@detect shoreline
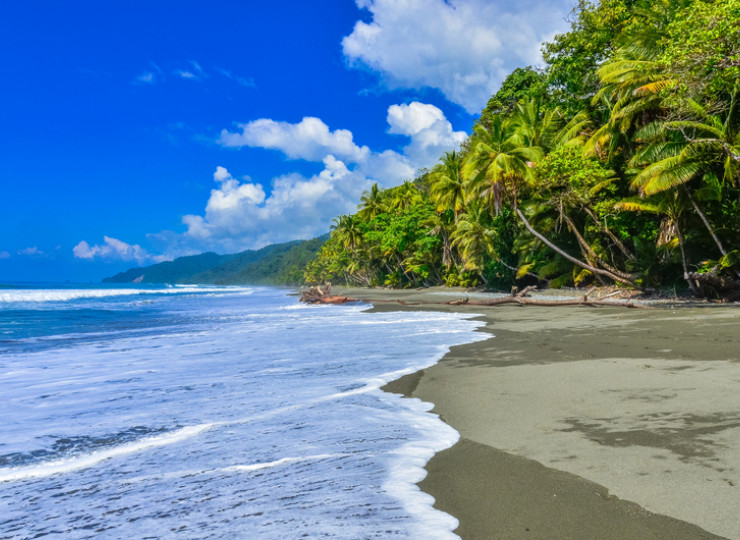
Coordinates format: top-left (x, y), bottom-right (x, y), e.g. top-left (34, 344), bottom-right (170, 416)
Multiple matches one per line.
top-left (334, 287), bottom-right (739, 539)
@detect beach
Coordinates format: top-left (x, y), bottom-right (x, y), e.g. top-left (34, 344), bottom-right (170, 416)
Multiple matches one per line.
top-left (335, 287), bottom-right (740, 539)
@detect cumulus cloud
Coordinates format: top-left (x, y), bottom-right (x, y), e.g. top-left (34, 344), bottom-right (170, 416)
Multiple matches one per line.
top-left (342, 0), bottom-right (571, 113)
top-left (185, 102), bottom-right (465, 251)
top-left (73, 236), bottom-right (165, 265)
top-left (140, 101), bottom-right (460, 254)
top-left (182, 158), bottom-right (369, 252)
top-left (219, 117), bottom-right (371, 163)
top-left (386, 102), bottom-right (467, 167)
top-left (218, 101), bottom-right (461, 177)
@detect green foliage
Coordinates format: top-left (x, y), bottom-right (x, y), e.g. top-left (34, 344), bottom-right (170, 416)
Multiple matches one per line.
top-left (221, 237), bottom-right (327, 285)
top-left (304, 0), bottom-right (740, 297)
top-left (662, 0), bottom-right (740, 99)
top-left (543, 0), bottom-right (636, 113)
top-left (103, 239), bottom-right (325, 285)
top-left (103, 252), bottom-right (227, 283)
top-left (479, 67), bottom-right (549, 123)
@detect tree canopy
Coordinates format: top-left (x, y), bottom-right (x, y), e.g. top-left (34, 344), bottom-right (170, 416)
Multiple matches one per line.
top-left (305, 0), bottom-right (740, 299)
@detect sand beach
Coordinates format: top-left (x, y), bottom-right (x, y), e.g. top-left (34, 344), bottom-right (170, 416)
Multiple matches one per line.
top-left (335, 287), bottom-right (740, 539)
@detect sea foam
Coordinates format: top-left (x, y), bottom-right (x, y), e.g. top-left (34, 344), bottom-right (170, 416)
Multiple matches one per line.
top-left (0, 286), bottom-right (253, 303)
top-left (0, 286), bottom-right (487, 539)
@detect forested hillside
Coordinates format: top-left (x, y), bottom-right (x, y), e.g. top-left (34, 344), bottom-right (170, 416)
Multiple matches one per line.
top-left (104, 236), bottom-right (326, 285)
top-left (306, 0), bottom-right (740, 299)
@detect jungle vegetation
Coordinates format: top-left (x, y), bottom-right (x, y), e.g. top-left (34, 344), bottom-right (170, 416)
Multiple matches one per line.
top-left (305, 0), bottom-right (740, 299)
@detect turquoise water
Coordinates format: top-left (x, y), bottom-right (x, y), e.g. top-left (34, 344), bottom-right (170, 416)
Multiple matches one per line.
top-left (0, 285), bottom-right (486, 539)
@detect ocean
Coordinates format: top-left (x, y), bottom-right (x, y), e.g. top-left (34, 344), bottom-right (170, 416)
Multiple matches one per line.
top-left (0, 284), bottom-right (487, 539)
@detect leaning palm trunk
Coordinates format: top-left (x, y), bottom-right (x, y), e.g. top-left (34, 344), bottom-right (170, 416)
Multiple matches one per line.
top-left (686, 190), bottom-right (728, 257)
top-left (561, 214), bottom-right (639, 282)
top-left (582, 206), bottom-right (636, 260)
top-left (515, 208), bottom-right (636, 287)
top-left (685, 190), bottom-right (740, 281)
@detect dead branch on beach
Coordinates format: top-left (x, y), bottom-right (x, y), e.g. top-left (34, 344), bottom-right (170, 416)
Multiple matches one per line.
top-left (446, 286), bottom-right (651, 308)
top-left (299, 283), bottom-right (359, 304)
top-left (301, 284), bottom-right (650, 308)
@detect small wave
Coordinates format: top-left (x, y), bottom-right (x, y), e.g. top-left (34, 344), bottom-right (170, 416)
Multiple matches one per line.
top-left (0, 287), bottom-right (254, 303)
top-left (0, 423), bottom-right (213, 482)
top-left (225, 453), bottom-right (345, 473)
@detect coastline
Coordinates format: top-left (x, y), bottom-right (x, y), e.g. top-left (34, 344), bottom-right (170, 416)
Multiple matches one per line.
top-left (334, 287), bottom-right (740, 539)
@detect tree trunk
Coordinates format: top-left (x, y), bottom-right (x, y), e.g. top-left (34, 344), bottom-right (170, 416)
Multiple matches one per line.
top-left (583, 206), bottom-right (635, 260)
top-left (515, 208), bottom-right (635, 287)
top-left (675, 221), bottom-right (699, 295)
top-left (561, 214), bottom-right (638, 282)
top-left (687, 190), bottom-right (728, 257)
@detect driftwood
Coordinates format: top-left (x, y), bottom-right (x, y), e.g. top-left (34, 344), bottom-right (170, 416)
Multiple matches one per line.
top-left (446, 285), bottom-right (650, 308)
top-left (300, 283), bottom-right (358, 304)
top-left (686, 270), bottom-right (740, 302)
top-left (300, 284), bottom-right (650, 309)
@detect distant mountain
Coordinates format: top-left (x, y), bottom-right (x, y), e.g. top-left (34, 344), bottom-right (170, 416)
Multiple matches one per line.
top-left (103, 252), bottom-right (228, 284)
top-left (102, 236), bottom-right (328, 285)
top-left (218, 236), bottom-right (327, 285)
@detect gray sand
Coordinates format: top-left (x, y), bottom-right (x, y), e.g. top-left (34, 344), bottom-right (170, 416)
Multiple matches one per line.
top-left (333, 287), bottom-right (740, 539)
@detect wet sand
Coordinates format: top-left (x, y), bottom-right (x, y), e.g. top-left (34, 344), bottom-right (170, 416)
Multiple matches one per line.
top-left (335, 287), bottom-right (740, 539)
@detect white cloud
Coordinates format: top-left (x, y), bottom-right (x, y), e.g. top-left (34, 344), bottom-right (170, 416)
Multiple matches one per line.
top-left (342, 0), bottom-right (571, 113)
top-left (182, 159), bottom-right (369, 252)
top-left (219, 117), bottom-right (371, 163)
top-left (0, 251), bottom-right (10, 259)
top-left (386, 102), bottom-right (467, 167)
top-left (18, 246), bottom-right (43, 256)
top-left (157, 102), bottom-right (462, 254)
top-left (218, 102), bottom-right (461, 178)
top-left (73, 237), bottom-right (164, 265)
top-left (387, 102), bottom-right (446, 135)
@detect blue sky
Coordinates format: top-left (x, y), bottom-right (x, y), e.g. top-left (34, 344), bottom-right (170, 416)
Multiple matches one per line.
top-left (0, 0), bottom-right (574, 282)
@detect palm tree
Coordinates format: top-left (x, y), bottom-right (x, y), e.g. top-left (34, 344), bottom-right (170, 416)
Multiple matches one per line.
top-left (616, 193), bottom-right (698, 293)
top-left (330, 214), bottom-right (363, 251)
top-left (429, 150), bottom-right (466, 221)
top-left (358, 183), bottom-right (385, 219)
top-left (512, 98), bottom-right (562, 152)
top-left (387, 180), bottom-right (422, 212)
top-left (463, 114), bottom-right (542, 214)
top-left (630, 87), bottom-right (740, 261)
top-left (586, 0), bottom-right (686, 158)
top-left (450, 201), bottom-right (496, 284)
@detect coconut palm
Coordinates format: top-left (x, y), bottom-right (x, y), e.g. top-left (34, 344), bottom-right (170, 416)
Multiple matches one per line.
top-left (463, 114), bottom-right (542, 214)
top-left (629, 87), bottom-right (740, 261)
top-left (330, 214), bottom-right (363, 251)
top-left (429, 150), bottom-right (466, 221)
top-left (616, 193), bottom-right (697, 292)
top-left (358, 183), bottom-right (385, 219)
top-left (586, 0), bottom-right (685, 158)
top-left (450, 201), bottom-right (497, 284)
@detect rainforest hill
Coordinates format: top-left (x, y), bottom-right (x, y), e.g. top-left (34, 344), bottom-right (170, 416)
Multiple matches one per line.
top-left (104, 236), bottom-right (326, 285)
top-left (305, 0), bottom-right (740, 300)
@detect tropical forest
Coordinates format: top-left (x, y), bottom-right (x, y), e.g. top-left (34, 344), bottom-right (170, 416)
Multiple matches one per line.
top-left (304, 0), bottom-right (740, 299)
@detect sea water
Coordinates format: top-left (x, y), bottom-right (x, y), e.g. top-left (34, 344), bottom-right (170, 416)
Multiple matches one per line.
top-left (0, 285), bottom-right (487, 539)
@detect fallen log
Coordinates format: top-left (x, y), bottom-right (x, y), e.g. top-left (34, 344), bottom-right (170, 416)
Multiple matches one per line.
top-left (446, 286), bottom-right (651, 309)
top-left (300, 284), bottom-right (358, 304)
top-left (300, 284), bottom-right (651, 308)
